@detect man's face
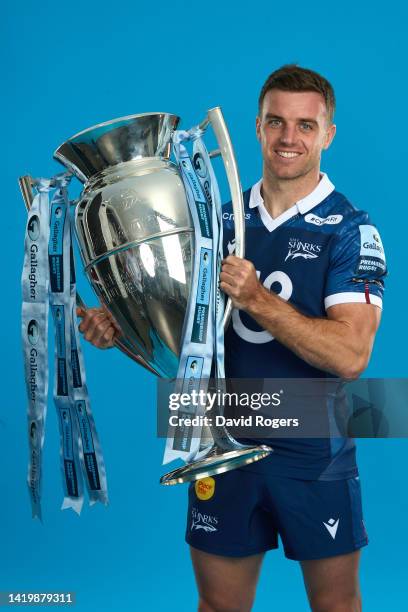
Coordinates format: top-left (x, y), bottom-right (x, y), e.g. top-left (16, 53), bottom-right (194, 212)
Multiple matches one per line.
top-left (256, 89), bottom-right (336, 181)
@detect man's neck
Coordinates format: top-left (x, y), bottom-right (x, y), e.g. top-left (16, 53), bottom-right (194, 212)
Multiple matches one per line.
top-left (261, 165), bottom-right (321, 219)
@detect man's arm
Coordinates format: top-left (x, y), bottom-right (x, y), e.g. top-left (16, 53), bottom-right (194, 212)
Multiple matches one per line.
top-left (220, 255), bottom-right (381, 379)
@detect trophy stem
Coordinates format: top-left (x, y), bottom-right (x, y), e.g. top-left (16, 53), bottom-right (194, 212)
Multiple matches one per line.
top-left (160, 399), bottom-right (273, 485)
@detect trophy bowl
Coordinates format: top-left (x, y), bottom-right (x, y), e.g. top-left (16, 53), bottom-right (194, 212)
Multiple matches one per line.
top-left (51, 110), bottom-right (272, 484)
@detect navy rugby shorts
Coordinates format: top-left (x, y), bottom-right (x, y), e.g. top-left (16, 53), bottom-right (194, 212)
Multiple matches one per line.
top-left (186, 468), bottom-right (368, 561)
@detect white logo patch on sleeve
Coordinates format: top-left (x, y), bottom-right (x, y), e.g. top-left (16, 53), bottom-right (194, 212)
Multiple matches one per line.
top-left (359, 225), bottom-right (386, 262)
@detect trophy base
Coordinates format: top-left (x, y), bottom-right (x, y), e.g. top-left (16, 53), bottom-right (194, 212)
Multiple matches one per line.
top-left (160, 444), bottom-right (272, 486)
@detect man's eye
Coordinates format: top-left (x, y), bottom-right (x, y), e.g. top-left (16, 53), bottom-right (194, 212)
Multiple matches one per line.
top-left (268, 119), bottom-right (281, 127)
top-left (300, 122), bottom-right (313, 131)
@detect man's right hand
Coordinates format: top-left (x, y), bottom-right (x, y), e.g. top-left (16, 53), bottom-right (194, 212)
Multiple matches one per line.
top-left (76, 306), bottom-right (121, 349)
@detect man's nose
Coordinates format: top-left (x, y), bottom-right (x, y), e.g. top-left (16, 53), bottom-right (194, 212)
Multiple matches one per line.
top-left (279, 124), bottom-right (297, 146)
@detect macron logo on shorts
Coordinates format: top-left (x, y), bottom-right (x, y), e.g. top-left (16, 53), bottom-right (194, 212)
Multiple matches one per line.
top-left (323, 517), bottom-right (340, 539)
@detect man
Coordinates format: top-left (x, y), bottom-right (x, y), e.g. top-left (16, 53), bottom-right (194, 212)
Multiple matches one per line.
top-left (78, 65), bottom-right (386, 611)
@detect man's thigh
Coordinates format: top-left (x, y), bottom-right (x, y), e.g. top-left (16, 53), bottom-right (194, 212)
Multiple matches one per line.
top-left (186, 471), bottom-right (278, 557)
top-left (264, 476), bottom-right (368, 561)
top-left (190, 547), bottom-right (264, 612)
top-left (301, 550), bottom-right (362, 612)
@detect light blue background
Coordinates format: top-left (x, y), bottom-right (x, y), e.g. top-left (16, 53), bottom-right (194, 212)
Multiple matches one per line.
top-left (3, 0), bottom-right (407, 610)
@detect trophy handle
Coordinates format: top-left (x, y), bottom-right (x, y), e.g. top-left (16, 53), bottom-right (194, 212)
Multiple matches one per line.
top-left (205, 108), bottom-right (245, 329)
top-left (18, 175), bottom-right (159, 375)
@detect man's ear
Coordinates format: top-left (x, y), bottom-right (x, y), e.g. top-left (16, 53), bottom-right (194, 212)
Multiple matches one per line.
top-left (256, 116), bottom-right (261, 142)
top-left (323, 123), bottom-right (336, 150)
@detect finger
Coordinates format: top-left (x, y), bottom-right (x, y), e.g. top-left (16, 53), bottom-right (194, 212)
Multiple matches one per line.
top-left (92, 326), bottom-right (116, 350)
top-left (81, 311), bottom-right (108, 335)
top-left (85, 325), bottom-right (113, 347)
top-left (99, 305), bottom-right (122, 333)
top-left (79, 307), bottom-right (121, 338)
top-left (222, 255), bottom-right (244, 266)
top-left (220, 281), bottom-right (237, 297)
top-left (221, 263), bottom-right (243, 276)
top-left (99, 326), bottom-right (117, 348)
top-left (104, 310), bottom-right (122, 334)
top-left (91, 318), bottom-right (115, 343)
top-left (80, 307), bottom-right (103, 329)
top-left (221, 266), bottom-right (249, 285)
top-left (76, 306), bottom-right (86, 318)
top-left (219, 271), bottom-right (237, 286)
top-left (84, 313), bottom-right (112, 342)
top-left (78, 310), bottom-right (94, 333)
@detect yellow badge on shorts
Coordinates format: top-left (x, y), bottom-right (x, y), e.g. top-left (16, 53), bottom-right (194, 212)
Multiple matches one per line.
top-left (195, 477), bottom-right (215, 500)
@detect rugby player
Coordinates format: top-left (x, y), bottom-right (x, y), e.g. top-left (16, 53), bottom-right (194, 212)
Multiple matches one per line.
top-left (78, 65), bottom-right (386, 611)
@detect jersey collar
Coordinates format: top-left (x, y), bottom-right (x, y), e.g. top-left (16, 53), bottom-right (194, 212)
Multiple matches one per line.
top-left (248, 173), bottom-right (335, 232)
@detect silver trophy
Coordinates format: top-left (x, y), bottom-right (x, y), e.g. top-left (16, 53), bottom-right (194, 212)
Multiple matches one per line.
top-left (20, 109), bottom-right (271, 485)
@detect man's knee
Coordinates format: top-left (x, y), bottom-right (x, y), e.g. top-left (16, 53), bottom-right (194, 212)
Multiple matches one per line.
top-left (191, 547), bottom-right (262, 612)
top-left (198, 589), bottom-right (256, 612)
top-left (309, 591), bottom-right (362, 612)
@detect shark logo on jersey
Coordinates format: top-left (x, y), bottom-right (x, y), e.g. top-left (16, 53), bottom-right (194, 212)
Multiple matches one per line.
top-left (285, 238), bottom-right (322, 261)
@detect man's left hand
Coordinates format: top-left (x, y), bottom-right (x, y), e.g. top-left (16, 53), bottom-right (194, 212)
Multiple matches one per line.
top-left (220, 255), bottom-right (264, 310)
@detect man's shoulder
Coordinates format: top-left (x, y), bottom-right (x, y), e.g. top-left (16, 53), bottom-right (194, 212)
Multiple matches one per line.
top-left (221, 185), bottom-right (378, 235)
top-left (307, 190), bottom-right (372, 236)
top-left (312, 191), bottom-right (387, 273)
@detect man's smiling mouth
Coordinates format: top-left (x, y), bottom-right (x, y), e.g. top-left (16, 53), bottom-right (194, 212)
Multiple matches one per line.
top-left (275, 151), bottom-right (301, 158)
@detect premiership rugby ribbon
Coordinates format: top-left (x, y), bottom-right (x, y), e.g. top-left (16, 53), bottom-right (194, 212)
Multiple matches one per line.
top-left (192, 138), bottom-right (225, 380)
top-left (192, 138), bottom-right (227, 456)
top-left (49, 181), bottom-right (108, 511)
top-left (22, 174), bottom-right (108, 518)
top-left (22, 179), bottom-right (52, 520)
top-left (48, 185), bottom-right (83, 513)
top-left (163, 129), bottom-right (225, 463)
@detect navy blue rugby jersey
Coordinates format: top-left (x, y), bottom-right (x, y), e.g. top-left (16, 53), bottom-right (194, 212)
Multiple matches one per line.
top-left (222, 173), bottom-right (387, 480)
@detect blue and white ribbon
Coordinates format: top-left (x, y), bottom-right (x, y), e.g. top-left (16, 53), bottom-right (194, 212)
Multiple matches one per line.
top-left (22, 174), bottom-right (108, 518)
top-left (192, 138), bottom-right (225, 380)
top-left (22, 179), bottom-right (52, 520)
top-left (163, 129), bottom-right (225, 464)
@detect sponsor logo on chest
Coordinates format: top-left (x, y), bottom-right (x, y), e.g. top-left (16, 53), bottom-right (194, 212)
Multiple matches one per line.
top-left (222, 212), bottom-right (251, 221)
top-left (305, 213), bottom-right (343, 226)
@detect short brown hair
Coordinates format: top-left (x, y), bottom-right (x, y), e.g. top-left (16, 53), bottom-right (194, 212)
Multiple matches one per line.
top-left (258, 64), bottom-right (335, 123)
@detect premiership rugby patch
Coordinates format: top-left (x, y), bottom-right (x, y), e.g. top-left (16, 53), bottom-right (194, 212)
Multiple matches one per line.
top-left (356, 225), bottom-right (386, 275)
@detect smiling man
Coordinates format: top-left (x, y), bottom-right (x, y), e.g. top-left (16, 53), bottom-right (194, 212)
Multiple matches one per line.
top-left (78, 65), bottom-right (387, 611)
top-left (185, 65), bottom-right (386, 612)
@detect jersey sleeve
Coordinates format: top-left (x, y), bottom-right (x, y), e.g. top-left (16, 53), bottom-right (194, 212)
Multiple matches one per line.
top-left (324, 211), bottom-right (387, 310)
